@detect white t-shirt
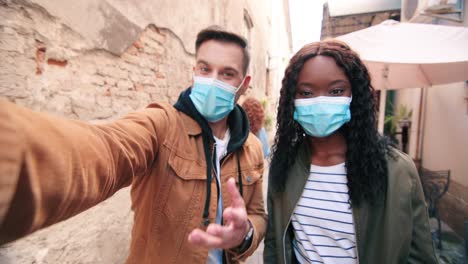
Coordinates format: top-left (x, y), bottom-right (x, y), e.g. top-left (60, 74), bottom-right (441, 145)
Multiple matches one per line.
top-left (206, 129), bottom-right (231, 264)
top-left (292, 163), bottom-right (358, 264)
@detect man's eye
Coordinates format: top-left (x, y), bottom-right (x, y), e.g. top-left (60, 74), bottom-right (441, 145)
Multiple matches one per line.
top-left (200, 67), bottom-right (209, 72)
top-left (223, 72), bottom-right (235, 78)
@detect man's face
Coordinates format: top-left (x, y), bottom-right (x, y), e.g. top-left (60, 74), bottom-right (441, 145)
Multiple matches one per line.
top-left (193, 40), bottom-right (251, 100)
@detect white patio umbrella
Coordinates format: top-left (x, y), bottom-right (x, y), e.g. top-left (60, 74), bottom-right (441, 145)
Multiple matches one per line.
top-left (336, 20), bottom-right (468, 132)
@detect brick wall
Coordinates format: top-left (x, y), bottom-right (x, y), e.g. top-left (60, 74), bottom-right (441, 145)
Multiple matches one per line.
top-left (0, 2), bottom-right (193, 263)
top-left (1, 1), bottom-right (193, 122)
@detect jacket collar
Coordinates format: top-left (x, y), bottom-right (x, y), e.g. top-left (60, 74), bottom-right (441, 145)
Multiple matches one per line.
top-left (282, 142), bottom-right (312, 223)
top-left (180, 111), bottom-right (202, 136)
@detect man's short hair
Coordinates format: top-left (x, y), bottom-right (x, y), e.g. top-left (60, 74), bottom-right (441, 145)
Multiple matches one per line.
top-left (195, 26), bottom-right (250, 76)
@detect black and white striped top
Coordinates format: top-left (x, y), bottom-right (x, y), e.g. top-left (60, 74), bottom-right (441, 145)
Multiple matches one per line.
top-left (291, 163), bottom-right (358, 264)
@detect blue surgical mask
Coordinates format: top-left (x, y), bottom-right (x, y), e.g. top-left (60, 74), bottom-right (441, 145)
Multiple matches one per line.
top-left (293, 96), bottom-right (352, 137)
top-left (190, 76), bottom-right (244, 122)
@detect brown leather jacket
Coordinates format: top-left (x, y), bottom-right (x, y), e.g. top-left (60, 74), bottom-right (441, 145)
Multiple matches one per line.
top-left (0, 98), bottom-right (267, 263)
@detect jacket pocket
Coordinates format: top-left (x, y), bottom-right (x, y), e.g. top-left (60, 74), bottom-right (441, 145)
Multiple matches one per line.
top-left (234, 166), bottom-right (263, 205)
top-left (163, 152), bottom-right (207, 220)
top-left (151, 149), bottom-right (208, 261)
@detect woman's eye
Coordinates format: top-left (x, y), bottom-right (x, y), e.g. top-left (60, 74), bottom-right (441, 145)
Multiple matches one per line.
top-left (299, 91), bottom-right (312, 96)
top-left (330, 88), bottom-right (344, 95)
top-left (200, 67), bottom-right (209, 73)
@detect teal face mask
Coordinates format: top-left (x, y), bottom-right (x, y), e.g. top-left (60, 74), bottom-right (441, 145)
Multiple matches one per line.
top-left (293, 96), bottom-right (352, 137)
top-left (189, 76), bottom-right (244, 122)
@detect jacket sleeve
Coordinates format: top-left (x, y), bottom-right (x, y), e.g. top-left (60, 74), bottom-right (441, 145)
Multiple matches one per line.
top-left (263, 188), bottom-right (278, 264)
top-left (407, 162), bottom-right (439, 264)
top-left (0, 99), bottom-right (168, 245)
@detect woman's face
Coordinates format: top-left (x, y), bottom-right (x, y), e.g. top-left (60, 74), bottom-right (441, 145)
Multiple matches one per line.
top-left (294, 55), bottom-right (352, 99)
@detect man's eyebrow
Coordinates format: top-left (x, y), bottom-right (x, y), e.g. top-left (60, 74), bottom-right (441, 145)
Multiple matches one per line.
top-left (223, 66), bottom-right (239, 74)
top-left (196, 60), bottom-right (240, 75)
top-left (196, 60), bottom-right (209, 65)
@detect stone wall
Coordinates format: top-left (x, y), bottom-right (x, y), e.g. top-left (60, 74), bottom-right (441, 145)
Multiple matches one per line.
top-left (0, 1), bottom-right (192, 263)
top-left (0, 0), bottom-right (291, 262)
top-left (320, 3), bottom-right (400, 40)
top-left (0, 0), bottom-right (193, 121)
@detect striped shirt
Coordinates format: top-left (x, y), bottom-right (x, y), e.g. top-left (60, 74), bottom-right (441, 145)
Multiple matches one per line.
top-left (291, 163), bottom-right (358, 264)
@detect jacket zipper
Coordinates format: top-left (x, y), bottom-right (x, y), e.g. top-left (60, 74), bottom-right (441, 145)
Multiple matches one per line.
top-left (211, 143), bottom-right (219, 212)
top-left (352, 208), bottom-right (360, 263)
top-left (282, 198), bottom-right (301, 264)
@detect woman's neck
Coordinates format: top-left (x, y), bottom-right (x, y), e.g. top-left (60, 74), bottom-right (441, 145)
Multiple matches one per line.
top-left (308, 132), bottom-right (347, 166)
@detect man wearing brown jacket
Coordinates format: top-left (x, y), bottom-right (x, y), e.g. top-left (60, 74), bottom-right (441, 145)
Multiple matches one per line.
top-left (0, 27), bottom-right (267, 263)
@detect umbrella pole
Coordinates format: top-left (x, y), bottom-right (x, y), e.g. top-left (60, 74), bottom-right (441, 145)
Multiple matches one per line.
top-left (377, 87), bottom-right (387, 134)
top-left (417, 86), bottom-right (429, 168)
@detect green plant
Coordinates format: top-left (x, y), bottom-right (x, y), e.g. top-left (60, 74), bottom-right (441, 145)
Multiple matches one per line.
top-left (384, 104), bottom-right (413, 137)
top-left (260, 98), bottom-right (268, 110)
top-left (264, 114), bottom-right (273, 131)
top-left (260, 98), bottom-right (274, 131)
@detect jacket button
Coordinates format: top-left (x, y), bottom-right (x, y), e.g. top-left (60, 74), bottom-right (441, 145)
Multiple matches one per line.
top-left (246, 176), bottom-right (252, 182)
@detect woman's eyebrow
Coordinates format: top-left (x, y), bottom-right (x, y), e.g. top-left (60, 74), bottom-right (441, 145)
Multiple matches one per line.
top-left (329, 79), bottom-right (350, 86)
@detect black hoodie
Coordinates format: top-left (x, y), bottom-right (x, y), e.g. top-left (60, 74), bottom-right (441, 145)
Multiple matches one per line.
top-left (173, 87), bottom-right (250, 226)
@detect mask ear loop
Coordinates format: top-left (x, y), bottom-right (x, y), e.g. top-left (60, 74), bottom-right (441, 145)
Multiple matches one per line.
top-left (237, 76), bottom-right (246, 91)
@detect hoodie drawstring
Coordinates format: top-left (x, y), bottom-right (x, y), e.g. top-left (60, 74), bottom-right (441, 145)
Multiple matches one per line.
top-left (202, 133), bottom-right (213, 226)
top-left (236, 151), bottom-right (243, 198)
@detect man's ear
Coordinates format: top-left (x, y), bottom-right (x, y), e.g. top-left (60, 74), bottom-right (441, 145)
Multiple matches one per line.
top-left (238, 75), bottom-right (251, 96)
top-left (191, 66), bottom-right (196, 85)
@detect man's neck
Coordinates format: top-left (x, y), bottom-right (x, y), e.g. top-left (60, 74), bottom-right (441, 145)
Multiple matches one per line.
top-left (209, 117), bottom-right (229, 139)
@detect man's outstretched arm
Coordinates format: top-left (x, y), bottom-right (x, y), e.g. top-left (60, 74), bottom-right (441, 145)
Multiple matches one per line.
top-left (0, 99), bottom-right (167, 244)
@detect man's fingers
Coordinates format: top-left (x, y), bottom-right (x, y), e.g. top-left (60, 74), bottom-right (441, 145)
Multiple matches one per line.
top-left (206, 223), bottom-right (233, 237)
top-left (187, 228), bottom-right (223, 248)
top-left (206, 223), bottom-right (232, 236)
top-left (224, 207), bottom-right (249, 230)
top-left (227, 178), bottom-right (245, 208)
top-left (187, 179), bottom-right (248, 249)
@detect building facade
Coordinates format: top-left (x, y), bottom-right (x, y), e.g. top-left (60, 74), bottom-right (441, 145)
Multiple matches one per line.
top-left (396, 0), bottom-right (468, 237)
top-left (321, 1), bottom-right (400, 40)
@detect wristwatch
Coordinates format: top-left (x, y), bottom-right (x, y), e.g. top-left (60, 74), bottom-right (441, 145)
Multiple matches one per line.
top-left (244, 220), bottom-right (254, 241)
top-left (236, 220), bottom-right (253, 253)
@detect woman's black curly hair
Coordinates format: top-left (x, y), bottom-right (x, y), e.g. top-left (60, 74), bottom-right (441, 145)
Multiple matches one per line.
top-left (270, 40), bottom-right (390, 206)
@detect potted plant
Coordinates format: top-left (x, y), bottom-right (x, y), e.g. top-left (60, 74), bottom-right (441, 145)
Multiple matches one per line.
top-left (384, 104), bottom-right (413, 145)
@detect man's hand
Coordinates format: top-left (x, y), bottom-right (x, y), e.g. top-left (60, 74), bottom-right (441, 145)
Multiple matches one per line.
top-left (188, 178), bottom-right (251, 249)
